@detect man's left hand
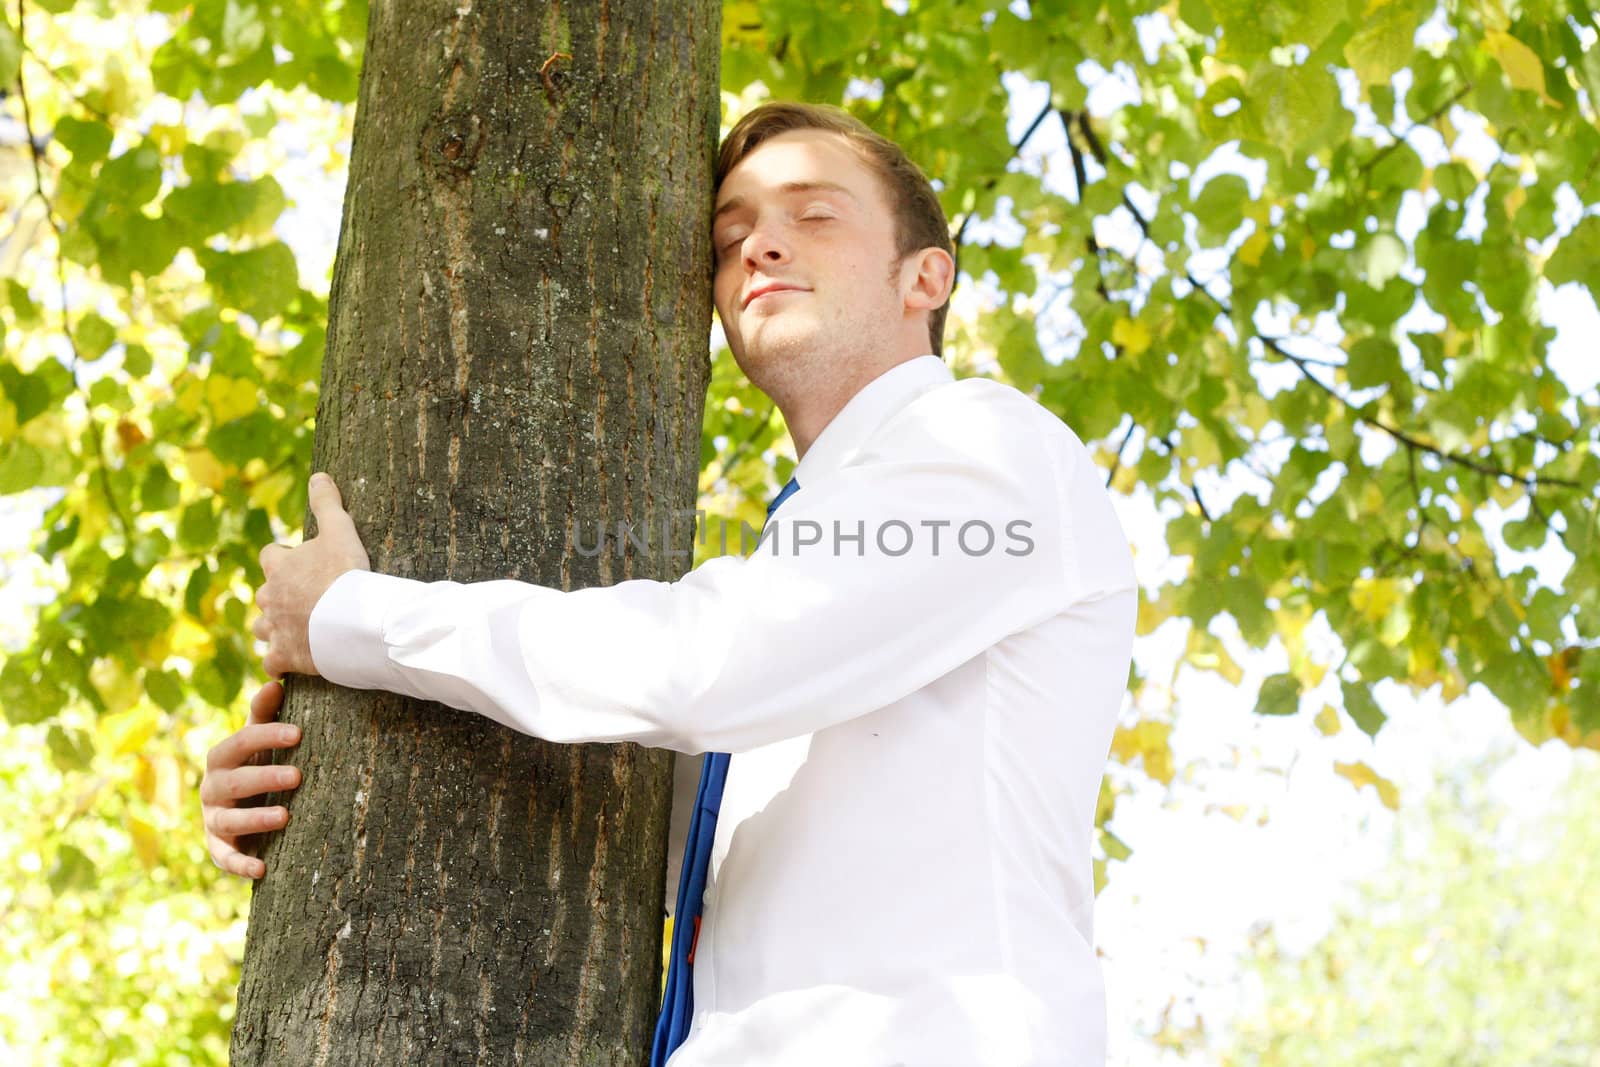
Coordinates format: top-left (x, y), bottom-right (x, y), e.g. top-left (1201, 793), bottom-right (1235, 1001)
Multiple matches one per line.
top-left (254, 472), bottom-right (371, 678)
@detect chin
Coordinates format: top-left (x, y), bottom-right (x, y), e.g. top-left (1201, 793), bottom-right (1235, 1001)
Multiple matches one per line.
top-left (733, 322), bottom-right (818, 370)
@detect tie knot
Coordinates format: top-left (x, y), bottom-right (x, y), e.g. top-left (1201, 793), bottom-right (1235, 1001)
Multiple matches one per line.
top-left (765, 476), bottom-right (800, 521)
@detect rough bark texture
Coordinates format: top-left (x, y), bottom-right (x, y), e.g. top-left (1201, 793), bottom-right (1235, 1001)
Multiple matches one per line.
top-left (231, 0), bottom-right (719, 1062)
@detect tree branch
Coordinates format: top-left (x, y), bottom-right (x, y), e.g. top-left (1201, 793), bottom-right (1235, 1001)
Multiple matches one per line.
top-left (1357, 84), bottom-right (1472, 176)
top-left (14, 0), bottom-right (132, 538)
top-left (1068, 106), bottom-right (1582, 496)
top-left (950, 97), bottom-right (1058, 278)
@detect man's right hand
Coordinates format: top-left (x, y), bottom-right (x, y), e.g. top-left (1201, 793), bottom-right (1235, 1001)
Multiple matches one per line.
top-left (201, 680), bottom-right (303, 879)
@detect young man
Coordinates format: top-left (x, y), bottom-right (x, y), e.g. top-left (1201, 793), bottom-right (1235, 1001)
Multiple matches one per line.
top-left (202, 102), bottom-right (1137, 1064)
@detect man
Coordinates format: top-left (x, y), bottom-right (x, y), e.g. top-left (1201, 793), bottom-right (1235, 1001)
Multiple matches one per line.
top-left (202, 102), bottom-right (1137, 1064)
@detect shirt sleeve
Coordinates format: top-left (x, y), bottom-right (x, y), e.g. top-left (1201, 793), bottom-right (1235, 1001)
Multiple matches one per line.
top-left (307, 395), bottom-right (1094, 754)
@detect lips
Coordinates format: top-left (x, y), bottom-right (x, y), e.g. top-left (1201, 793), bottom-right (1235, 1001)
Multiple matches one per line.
top-left (742, 283), bottom-right (809, 309)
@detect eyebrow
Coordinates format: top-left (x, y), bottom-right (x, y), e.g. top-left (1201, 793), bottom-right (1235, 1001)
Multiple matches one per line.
top-left (712, 180), bottom-right (860, 224)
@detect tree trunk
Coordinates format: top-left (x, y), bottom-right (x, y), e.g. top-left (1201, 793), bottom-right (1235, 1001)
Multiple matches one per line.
top-left (230, 0), bottom-right (719, 1062)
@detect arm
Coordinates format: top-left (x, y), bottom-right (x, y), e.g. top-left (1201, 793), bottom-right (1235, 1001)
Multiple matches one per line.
top-left (306, 403), bottom-right (1089, 754)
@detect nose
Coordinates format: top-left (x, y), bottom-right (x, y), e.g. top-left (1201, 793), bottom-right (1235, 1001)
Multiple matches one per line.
top-left (741, 221), bottom-right (791, 271)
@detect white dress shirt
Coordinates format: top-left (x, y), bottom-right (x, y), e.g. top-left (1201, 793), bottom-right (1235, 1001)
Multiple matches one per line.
top-left (309, 355), bottom-right (1137, 1065)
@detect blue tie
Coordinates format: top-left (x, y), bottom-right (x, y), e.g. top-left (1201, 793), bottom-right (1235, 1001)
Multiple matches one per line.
top-left (651, 475), bottom-right (800, 1066)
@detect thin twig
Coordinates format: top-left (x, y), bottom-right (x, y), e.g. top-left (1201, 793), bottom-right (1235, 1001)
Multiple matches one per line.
top-left (14, 0), bottom-right (133, 536)
top-left (1069, 106), bottom-right (1581, 495)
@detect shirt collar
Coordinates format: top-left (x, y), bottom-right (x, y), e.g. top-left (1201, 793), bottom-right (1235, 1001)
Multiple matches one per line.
top-left (792, 355), bottom-right (953, 487)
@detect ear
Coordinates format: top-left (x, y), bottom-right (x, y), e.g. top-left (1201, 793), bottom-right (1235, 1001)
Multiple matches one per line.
top-left (900, 247), bottom-right (955, 313)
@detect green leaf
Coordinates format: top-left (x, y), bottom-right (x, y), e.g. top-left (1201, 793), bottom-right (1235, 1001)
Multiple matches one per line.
top-left (46, 726), bottom-right (95, 772)
top-left (182, 565), bottom-right (212, 621)
top-left (6, 279), bottom-right (40, 325)
top-left (1193, 174), bottom-right (1250, 244)
top-left (1244, 62), bottom-right (1339, 152)
top-left (53, 115), bottom-right (114, 163)
top-left (0, 442), bottom-right (45, 492)
top-left (139, 463), bottom-right (180, 510)
top-left (74, 313), bottom-right (118, 360)
top-left (179, 500), bottom-right (218, 550)
top-left (165, 176), bottom-right (286, 241)
top-left (0, 19), bottom-right (20, 89)
top-left (0, 364), bottom-right (56, 425)
top-left (1344, 0), bottom-right (1422, 87)
top-left (197, 242), bottom-right (300, 320)
top-left (97, 142), bottom-right (164, 209)
top-left (1255, 672), bottom-right (1303, 716)
top-left (48, 844), bottom-right (97, 895)
top-left (0, 656), bottom-right (63, 725)
top-left (1545, 216), bottom-right (1600, 293)
top-left (1433, 162), bottom-right (1476, 204)
top-left (1356, 233), bottom-right (1406, 288)
top-left (206, 410), bottom-right (278, 466)
top-left (42, 514), bottom-right (79, 557)
top-left (123, 343), bottom-right (154, 378)
top-left (1346, 336), bottom-right (1401, 390)
top-left (144, 669), bottom-right (185, 713)
top-left (1341, 678), bottom-right (1387, 736)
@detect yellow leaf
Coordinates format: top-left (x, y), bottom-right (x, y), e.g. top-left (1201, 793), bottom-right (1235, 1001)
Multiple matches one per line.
top-left (249, 469), bottom-right (295, 512)
top-left (100, 705), bottom-right (161, 757)
top-left (1111, 317), bottom-right (1152, 356)
top-left (1349, 577), bottom-right (1401, 624)
top-left (133, 756), bottom-right (158, 804)
top-left (148, 123), bottom-right (187, 156)
top-left (1111, 719), bottom-right (1176, 784)
top-left (0, 394), bottom-right (16, 442)
top-left (1537, 381), bottom-right (1558, 413)
top-left (1237, 231), bottom-right (1270, 267)
top-left (206, 374), bottom-right (260, 424)
top-left (175, 375), bottom-right (206, 416)
top-left (90, 658), bottom-right (142, 715)
top-left (1110, 464), bottom-right (1138, 495)
top-left (1314, 703), bottom-right (1342, 736)
top-left (1137, 591), bottom-right (1169, 636)
top-left (1484, 31), bottom-right (1557, 106)
top-left (1205, 802), bottom-right (1251, 821)
top-left (169, 616), bottom-right (214, 660)
top-left (128, 816), bottom-right (161, 870)
top-left (1333, 760), bottom-right (1401, 810)
top-left (186, 447), bottom-right (227, 491)
top-left (1292, 652), bottom-right (1329, 689)
top-left (1243, 392), bottom-right (1272, 432)
top-left (1300, 236), bottom-right (1317, 260)
top-left (1186, 627), bottom-right (1244, 685)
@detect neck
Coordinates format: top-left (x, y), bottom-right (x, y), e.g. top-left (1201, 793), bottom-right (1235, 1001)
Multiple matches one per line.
top-left (769, 351), bottom-right (926, 458)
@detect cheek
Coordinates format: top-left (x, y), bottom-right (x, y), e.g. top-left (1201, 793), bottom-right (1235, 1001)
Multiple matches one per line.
top-left (712, 274), bottom-right (737, 321)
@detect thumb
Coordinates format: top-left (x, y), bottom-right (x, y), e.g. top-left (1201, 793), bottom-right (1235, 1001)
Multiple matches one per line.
top-left (307, 472), bottom-right (354, 534)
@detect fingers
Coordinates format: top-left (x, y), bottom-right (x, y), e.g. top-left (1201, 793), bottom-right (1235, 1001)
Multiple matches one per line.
top-left (200, 762), bottom-right (301, 806)
top-left (259, 541), bottom-right (288, 572)
top-left (248, 678), bottom-right (285, 724)
top-left (262, 646), bottom-right (289, 680)
top-left (207, 834), bottom-right (268, 880)
top-left (209, 804), bottom-right (290, 839)
top-left (307, 472), bottom-right (356, 536)
top-left (205, 720), bottom-right (300, 775)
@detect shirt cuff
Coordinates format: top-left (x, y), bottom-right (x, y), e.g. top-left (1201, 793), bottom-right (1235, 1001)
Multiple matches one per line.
top-left (307, 569), bottom-right (427, 693)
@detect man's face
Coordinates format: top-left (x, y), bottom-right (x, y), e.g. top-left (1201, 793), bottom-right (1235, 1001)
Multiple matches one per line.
top-left (712, 129), bottom-right (906, 378)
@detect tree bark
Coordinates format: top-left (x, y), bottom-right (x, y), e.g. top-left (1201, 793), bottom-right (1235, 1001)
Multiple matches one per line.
top-left (230, 0), bottom-right (719, 1063)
